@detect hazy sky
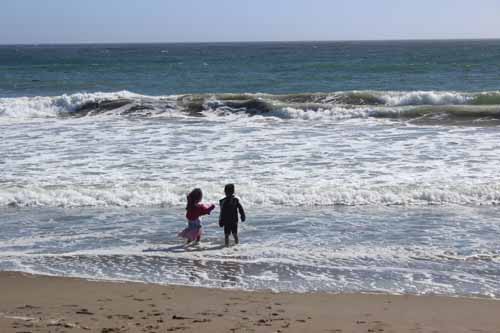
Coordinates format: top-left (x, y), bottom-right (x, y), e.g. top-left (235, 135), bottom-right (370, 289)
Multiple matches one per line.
top-left (1, 0), bottom-right (500, 44)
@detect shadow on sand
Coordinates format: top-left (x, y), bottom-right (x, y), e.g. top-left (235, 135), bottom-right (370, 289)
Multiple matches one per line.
top-left (143, 242), bottom-right (227, 253)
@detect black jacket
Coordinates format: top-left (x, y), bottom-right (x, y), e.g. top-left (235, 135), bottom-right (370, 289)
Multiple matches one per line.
top-left (219, 196), bottom-right (245, 226)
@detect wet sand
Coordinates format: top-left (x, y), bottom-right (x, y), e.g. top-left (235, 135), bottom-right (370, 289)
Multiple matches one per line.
top-left (1, 271), bottom-right (499, 333)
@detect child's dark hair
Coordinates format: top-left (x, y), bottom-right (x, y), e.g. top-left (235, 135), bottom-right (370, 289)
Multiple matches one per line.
top-left (186, 188), bottom-right (203, 210)
top-left (224, 184), bottom-right (235, 196)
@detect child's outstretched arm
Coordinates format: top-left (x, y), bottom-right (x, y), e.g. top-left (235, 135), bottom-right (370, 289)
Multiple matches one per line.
top-left (237, 200), bottom-right (246, 222)
top-left (199, 203), bottom-right (215, 216)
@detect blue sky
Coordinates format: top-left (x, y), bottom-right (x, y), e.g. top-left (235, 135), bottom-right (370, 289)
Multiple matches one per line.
top-left (1, 0), bottom-right (500, 44)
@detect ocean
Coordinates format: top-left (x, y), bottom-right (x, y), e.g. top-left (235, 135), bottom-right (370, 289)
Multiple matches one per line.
top-left (1, 40), bottom-right (500, 297)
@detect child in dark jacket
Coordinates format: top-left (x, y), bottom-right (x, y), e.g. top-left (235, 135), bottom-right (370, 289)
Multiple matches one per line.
top-left (219, 184), bottom-right (245, 247)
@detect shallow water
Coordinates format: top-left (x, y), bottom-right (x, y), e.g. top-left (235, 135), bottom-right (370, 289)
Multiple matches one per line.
top-left (1, 206), bottom-right (499, 297)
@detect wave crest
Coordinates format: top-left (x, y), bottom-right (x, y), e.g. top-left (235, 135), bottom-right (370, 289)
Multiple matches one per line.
top-left (2, 90), bottom-right (500, 124)
top-left (2, 182), bottom-right (500, 208)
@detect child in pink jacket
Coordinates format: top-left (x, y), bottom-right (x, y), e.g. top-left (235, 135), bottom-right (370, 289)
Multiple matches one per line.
top-left (178, 188), bottom-right (215, 244)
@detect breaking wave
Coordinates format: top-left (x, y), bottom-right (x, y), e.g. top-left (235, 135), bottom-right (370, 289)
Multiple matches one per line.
top-left (1, 90), bottom-right (500, 124)
top-left (2, 182), bottom-right (500, 208)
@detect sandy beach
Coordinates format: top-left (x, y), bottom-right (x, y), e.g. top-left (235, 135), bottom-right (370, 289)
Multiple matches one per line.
top-left (0, 272), bottom-right (499, 333)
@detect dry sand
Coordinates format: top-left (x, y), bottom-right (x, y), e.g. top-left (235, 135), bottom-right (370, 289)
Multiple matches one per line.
top-left (1, 271), bottom-right (499, 332)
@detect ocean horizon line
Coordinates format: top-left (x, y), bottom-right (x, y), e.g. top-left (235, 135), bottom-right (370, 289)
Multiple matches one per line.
top-left (2, 37), bottom-right (500, 47)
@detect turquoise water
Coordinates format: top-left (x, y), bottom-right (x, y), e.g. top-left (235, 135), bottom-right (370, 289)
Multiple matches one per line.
top-left (1, 40), bottom-right (500, 97)
top-left (1, 40), bottom-right (500, 297)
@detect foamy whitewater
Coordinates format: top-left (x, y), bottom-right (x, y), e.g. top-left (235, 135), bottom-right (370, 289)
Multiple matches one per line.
top-left (1, 42), bottom-right (500, 297)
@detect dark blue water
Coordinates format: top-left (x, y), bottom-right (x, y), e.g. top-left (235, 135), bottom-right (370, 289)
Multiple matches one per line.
top-left (1, 40), bottom-right (500, 97)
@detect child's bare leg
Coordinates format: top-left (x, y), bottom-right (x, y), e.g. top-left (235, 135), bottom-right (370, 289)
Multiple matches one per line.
top-left (225, 235), bottom-right (230, 247)
top-left (233, 233), bottom-right (239, 244)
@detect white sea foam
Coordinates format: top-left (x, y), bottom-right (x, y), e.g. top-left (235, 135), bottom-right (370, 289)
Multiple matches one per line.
top-left (1, 182), bottom-right (500, 208)
top-left (375, 91), bottom-right (473, 106)
top-left (0, 91), bottom-right (152, 121)
top-left (2, 92), bottom-right (500, 210)
top-left (269, 106), bottom-right (374, 120)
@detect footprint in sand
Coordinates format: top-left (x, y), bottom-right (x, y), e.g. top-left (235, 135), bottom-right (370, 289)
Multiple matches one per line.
top-left (172, 315), bottom-right (189, 320)
top-left (16, 304), bottom-right (40, 310)
top-left (192, 318), bottom-right (211, 323)
top-left (76, 308), bottom-right (94, 315)
top-left (115, 314), bottom-right (134, 320)
top-left (134, 297), bottom-right (153, 302)
top-left (101, 328), bottom-right (123, 333)
top-left (256, 319), bottom-right (272, 326)
top-left (166, 326), bottom-right (187, 331)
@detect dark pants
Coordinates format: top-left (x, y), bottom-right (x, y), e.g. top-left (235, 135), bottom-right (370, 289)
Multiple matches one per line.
top-left (224, 222), bottom-right (238, 236)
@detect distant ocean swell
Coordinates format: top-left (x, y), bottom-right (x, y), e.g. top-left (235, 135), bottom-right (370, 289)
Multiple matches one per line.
top-left (1, 90), bottom-right (500, 123)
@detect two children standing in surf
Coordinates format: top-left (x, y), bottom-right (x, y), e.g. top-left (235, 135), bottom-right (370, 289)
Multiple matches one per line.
top-left (178, 184), bottom-right (245, 247)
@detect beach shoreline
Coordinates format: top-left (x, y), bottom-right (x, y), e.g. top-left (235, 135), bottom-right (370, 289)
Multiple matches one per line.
top-left (1, 271), bottom-right (499, 332)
